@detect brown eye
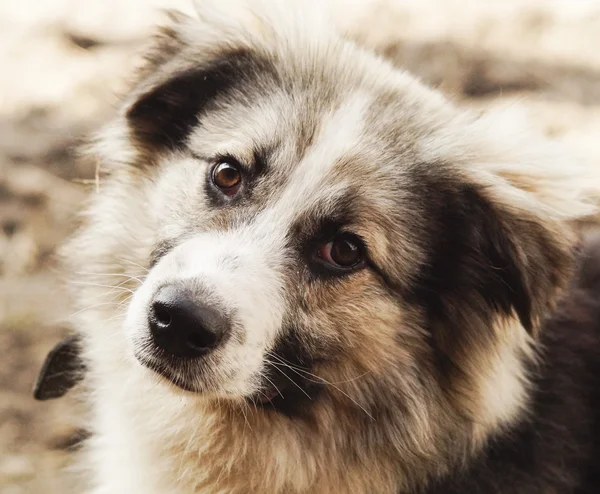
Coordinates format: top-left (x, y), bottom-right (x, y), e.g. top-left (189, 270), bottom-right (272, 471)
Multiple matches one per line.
top-left (212, 162), bottom-right (242, 196)
top-left (319, 234), bottom-right (365, 269)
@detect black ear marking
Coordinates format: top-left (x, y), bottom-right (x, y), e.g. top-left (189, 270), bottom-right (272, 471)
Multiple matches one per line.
top-left (126, 50), bottom-right (266, 151)
top-left (127, 67), bottom-right (219, 150)
top-left (33, 335), bottom-right (85, 401)
top-left (408, 169), bottom-right (572, 336)
top-left (462, 186), bottom-right (535, 332)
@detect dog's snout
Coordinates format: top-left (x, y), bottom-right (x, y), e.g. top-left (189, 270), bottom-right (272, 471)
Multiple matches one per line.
top-left (149, 285), bottom-right (229, 358)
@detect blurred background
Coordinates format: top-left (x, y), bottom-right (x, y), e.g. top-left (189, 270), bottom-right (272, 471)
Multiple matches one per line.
top-left (1, 0), bottom-right (600, 492)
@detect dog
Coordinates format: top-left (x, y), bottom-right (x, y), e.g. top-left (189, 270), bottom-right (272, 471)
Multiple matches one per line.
top-left (34, 1), bottom-right (600, 492)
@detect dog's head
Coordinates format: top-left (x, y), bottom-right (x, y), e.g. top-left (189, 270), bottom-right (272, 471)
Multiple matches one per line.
top-left (57, 0), bottom-right (597, 477)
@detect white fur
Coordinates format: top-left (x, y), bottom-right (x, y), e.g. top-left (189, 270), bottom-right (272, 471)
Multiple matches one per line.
top-left (64, 1), bottom-right (599, 493)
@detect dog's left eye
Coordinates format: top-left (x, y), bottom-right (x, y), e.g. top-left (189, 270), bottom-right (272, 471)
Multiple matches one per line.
top-left (318, 234), bottom-right (365, 270)
top-left (211, 161), bottom-right (242, 196)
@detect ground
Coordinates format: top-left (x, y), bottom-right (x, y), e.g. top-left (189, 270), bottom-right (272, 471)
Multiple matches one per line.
top-left (2, 0), bottom-right (600, 492)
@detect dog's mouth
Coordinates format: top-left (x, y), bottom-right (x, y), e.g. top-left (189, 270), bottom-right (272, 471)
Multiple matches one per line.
top-left (249, 360), bottom-right (322, 416)
top-left (135, 347), bottom-right (322, 415)
top-left (134, 351), bottom-right (206, 393)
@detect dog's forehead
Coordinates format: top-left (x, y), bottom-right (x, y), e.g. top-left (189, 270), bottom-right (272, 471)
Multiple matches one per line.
top-left (188, 75), bottom-right (422, 189)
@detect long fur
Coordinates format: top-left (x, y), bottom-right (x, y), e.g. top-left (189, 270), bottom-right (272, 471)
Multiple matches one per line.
top-left (59, 1), bottom-right (600, 492)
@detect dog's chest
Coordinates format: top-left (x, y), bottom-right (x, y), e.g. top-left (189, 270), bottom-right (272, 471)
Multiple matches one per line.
top-left (88, 380), bottom-right (397, 494)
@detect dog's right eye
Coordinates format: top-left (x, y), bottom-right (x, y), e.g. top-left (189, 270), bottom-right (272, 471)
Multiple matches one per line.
top-left (211, 161), bottom-right (242, 197)
top-left (317, 233), bottom-right (366, 271)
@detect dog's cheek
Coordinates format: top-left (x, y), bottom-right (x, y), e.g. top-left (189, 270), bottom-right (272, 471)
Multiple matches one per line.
top-left (303, 275), bottom-right (416, 376)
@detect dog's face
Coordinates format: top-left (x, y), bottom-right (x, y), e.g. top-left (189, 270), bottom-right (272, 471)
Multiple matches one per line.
top-left (70, 1), bottom-right (595, 448)
top-left (124, 47), bottom-right (428, 406)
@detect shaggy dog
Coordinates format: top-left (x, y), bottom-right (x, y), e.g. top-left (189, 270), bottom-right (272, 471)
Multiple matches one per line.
top-left (35, 1), bottom-right (600, 492)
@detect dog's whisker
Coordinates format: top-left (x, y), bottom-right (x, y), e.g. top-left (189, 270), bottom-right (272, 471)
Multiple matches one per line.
top-left (68, 301), bottom-right (128, 318)
top-left (240, 399), bottom-right (252, 433)
top-left (116, 257), bottom-right (150, 273)
top-left (267, 354), bottom-right (374, 421)
top-left (257, 370), bottom-right (285, 400)
top-left (70, 280), bottom-right (136, 294)
top-left (269, 353), bottom-right (371, 384)
top-left (264, 358), bottom-right (312, 401)
top-left (74, 271), bottom-right (146, 283)
top-left (245, 391), bottom-right (260, 417)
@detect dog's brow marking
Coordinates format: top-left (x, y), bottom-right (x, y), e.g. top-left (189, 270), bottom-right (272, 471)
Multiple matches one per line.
top-left (286, 92), bottom-right (369, 205)
top-left (257, 92), bottom-right (370, 234)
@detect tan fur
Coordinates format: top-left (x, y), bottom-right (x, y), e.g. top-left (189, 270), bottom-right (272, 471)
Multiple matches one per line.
top-left (62, 1), bottom-right (599, 493)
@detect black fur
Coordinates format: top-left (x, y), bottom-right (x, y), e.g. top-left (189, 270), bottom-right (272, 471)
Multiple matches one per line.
top-left (127, 50), bottom-right (270, 152)
top-left (420, 233), bottom-right (600, 493)
top-left (406, 165), bottom-right (565, 334)
top-left (33, 334), bottom-right (85, 400)
top-left (257, 324), bottom-right (325, 420)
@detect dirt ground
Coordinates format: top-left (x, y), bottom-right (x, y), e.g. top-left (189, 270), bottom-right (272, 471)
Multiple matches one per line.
top-left (2, 0), bottom-right (600, 492)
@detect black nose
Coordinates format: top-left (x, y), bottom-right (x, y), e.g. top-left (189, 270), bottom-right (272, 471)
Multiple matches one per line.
top-left (149, 285), bottom-right (229, 358)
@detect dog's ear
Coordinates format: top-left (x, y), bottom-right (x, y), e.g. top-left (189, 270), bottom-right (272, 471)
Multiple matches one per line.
top-left (33, 335), bottom-right (85, 401)
top-left (417, 108), bottom-right (599, 337)
top-left (466, 115), bottom-right (599, 334)
top-left (411, 177), bottom-right (576, 339)
top-left (462, 185), bottom-right (575, 335)
top-left (94, 3), bottom-right (324, 166)
top-left (124, 10), bottom-right (264, 153)
top-left (126, 52), bottom-right (255, 152)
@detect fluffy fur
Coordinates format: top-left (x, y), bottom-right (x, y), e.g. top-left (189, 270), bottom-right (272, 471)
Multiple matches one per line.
top-left (59, 1), bottom-right (600, 492)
